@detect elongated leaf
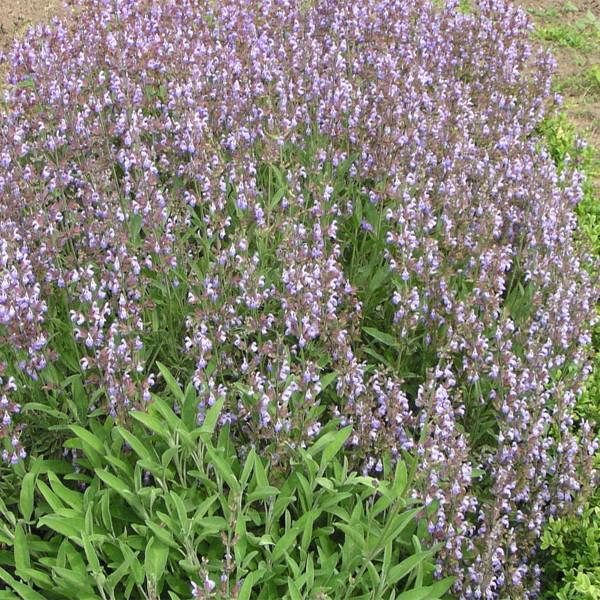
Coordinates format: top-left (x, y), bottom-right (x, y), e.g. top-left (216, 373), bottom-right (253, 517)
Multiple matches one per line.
top-left (81, 535), bottom-right (100, 574)
top-left (0, 566), bottom-right (46, 600)
top-left (396, 584), bottom-right (447, 600)
top-left (37, 516), bottom-right (82, 540)
top-left (182, 383), bottom-right (198, 430)
top-left (237, 569), bottom-right (265, 600)
top-left (199, 396), bottom-right (225, 437)
top-left (150, 394), bottom-right (182, 433)
top-left (119, 541), bottom-right (144, 585)
top-left (48, 472), bottom-right (83, 511)
top-left (144, 537), bottom-right (169, 584)
top-left (205, 445), bottom-right (239, 493)
top-left (13, 524), bottom-right (30, 574)
top-left (363, 327), bottom-right (399, 348)
top-left (95, 470), bottom-right (141, 511)
top-left (272, 527), bottom-right (300, 563)
top-left (36, 480), bottom-right (64, 513)
top-left (288, 579), bottom-right (303, 600)
top-left (68, 426), bottom-right (104, 455)
top-left (50, 566), bottom-right (95, 593)
top-left (334, 522), bottom-right (365, 550)
top-left (376, 508), bottom-right (420, 550)
top-left (156, 362), bottom-right (185, 403)
top-left (240, 448), bottom-right (255, 488)
top-left (116, 427), bottom-right (152, 462)
top-left (130, 411), bottom-right (168, 438)
top-left (322, 426), bottom-right (352, 465)
top-left (386, 551), bottom-right (432, 586)
top-left (19, 474), bottom-right (35, 522)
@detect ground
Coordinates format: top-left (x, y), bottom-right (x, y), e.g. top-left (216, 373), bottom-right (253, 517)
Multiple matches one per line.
top-left (0, 0), bottom-right (62, 51)
top-left (522, 0), bottom-right (600, 185)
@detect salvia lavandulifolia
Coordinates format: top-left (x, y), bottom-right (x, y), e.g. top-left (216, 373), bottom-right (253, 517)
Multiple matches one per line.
top-left (0, 0), bottom-right (597, 596)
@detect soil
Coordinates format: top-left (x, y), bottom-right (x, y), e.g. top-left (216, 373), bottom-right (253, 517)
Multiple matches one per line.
top-left (520, 0), bottom-right (600, 180)
top-left (0, 0), bottom-right (63, 51)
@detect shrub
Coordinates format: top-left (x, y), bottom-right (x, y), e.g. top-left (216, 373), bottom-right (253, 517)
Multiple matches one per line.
top-left (0, 0), bottom-right (597, 597)
top-left (0, 382), bottom-right (453, 599)
top-left (540, 505), bottom-right (600, 600)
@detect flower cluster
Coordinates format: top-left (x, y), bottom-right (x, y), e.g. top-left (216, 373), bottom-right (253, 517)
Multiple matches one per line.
top-left (0, 0), bottom-right (596, 596)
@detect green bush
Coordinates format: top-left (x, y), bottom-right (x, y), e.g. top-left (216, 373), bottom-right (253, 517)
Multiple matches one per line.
top-left (540, 506), bottom-right (600, 599)
top-left (0, 368), bottom-right (453, 600)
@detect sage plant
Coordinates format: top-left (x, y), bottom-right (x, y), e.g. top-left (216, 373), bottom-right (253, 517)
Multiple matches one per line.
top-left (0, 0), bottom-right (596, 596)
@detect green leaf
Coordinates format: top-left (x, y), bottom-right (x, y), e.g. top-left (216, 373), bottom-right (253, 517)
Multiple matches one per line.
top-left (288, 579), bottom-right (303, 600)
top-left (428, 577), bottom-right (456, 597)
top-left (144, 537), bottom-right (169, 584)
top-left (116, 427), bottom-right (152, 462)
top-left (16, 568), bottom-right (53, 590)
top-left (94, 470), bottom-right (141, 510)
top-left (237, 569), bottom-right (264, 600)
top-left (322, 426), bottom-right (352, 465)
top-left (362, 346), bottom-right (394, 368)
top-left (240, 448), bottom-right (255, 488)
top-left (193, 516), bottom-right (228, 531)
top-left (13, 524), bottom-right (30, 575)
top-left (246, 486), bottom-right (280, 503)
top-left (182, 383), bottom-right (198, 430)
top-left (363, 327), bottom-right (399, 348)
top-left (37, 516), bottom-right (83, 540)
top-left (50, 566), bottom-right (95, 593)
top-left (270, 186), bottom-right (287, 209)
top-left (205, 444), bottom-right (240, 493)
top-left (15, 78), bottom-right (36, 90)
top-left (48, 472), bottom-right (83, 511)
top-left (0, 566), bottom-right (46, 600)
top-left (145, 521), bottom-right (176, 548)
top-left (69, 426), bottom-right (105, 455)
top-left (119, 541), bottom-right (144, 585)
top-left (19, 474), bottom-right (35, 522)
top-left (393, 461), bottom-right (408, 496)
top-left (199, 395), bottom-right (225, 438)
top-left (368, 266), bottom-right (390, 292)
top-left (131, 411), bottom-right (168, 438)
top-left (386, 551), bottom-right (433, 586)
top-left (81, 535), bottom-right (100, 574)
top-left (149, 395), bottom-right (182, 433)
top-left (396, 584), bottom-right (449, 600)
top-left (376, 510), bottom-right (420, 552)
top-left (272, 527), bottom-right (300, 563)
top-left (156, 362), bottom-right (185, 403)
top-left (334, 522), bottom-right (365, 550)
top-left (36, 480), bottom-right (64, 513)
top-left (169, 492), bottom-right (189, 531)
top-left (0, 497), bottom-right (16, 527)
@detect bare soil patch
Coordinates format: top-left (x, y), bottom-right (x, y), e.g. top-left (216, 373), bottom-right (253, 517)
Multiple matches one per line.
top-left (0, 0), bottom-right (63, 51)
top-left (520, 0), bottom-right (600, 183)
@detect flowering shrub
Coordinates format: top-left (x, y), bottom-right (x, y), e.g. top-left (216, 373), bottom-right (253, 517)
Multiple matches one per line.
top-left (0, 0), bottom-right (597, 597)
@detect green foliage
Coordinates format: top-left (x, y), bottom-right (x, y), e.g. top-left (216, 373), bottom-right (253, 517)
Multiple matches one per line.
top-left (540, 508), bottom-right (600, 599)
top-left (533, 10), bottom-right (600, 52)
top-left (0, 370), bottom-right (453, 600)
